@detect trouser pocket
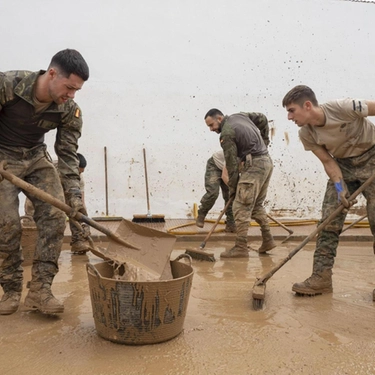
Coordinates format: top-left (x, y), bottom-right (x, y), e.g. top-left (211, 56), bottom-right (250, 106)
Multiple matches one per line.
top-left (236, 182), bottom-right (255, 205)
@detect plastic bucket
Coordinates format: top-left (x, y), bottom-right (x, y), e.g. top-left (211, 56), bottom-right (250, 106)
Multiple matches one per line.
top-left (86, 254), bottom-right (194, 345)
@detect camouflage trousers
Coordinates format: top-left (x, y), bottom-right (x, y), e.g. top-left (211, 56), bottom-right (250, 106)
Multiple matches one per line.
top-left (25, 195), bottom-right (84, 244)
top-left (313, 144), bottom-right (375, 273)
top-left (198, 157), bottom-right (234, 224)
top-left (233, 154), bottom-right (273, 239)
top-left (0, 144), bottom-right (66, 293)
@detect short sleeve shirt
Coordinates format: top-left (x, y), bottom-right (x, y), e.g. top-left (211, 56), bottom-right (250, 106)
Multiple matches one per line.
top-left (299, 99), bottom-right (375, 158)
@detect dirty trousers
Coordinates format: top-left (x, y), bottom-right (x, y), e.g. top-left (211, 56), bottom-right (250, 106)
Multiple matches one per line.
top-left (0, 145), bottom-right (66, 293)
top-left (233, 154), bottom-right (273, 240)
top-left (313, 145), bottom-right (375, 272)
top-left (198, 156), bottom-right (234, 223)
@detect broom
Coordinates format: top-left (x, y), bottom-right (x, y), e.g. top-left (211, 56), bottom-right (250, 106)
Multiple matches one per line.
top-left (251, 173), bottom-right (375, 310)
top-left (185, 198), bottom-right (234, 261)
top-left (132, 148), bottom-right (165, 223)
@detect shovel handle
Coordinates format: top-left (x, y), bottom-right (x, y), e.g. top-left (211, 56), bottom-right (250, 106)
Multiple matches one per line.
top-left (0, 162), bottom-right (140, 250)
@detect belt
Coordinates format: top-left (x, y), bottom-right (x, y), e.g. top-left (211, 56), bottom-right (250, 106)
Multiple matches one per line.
top-left (0, 144), bottom-right (46, 160)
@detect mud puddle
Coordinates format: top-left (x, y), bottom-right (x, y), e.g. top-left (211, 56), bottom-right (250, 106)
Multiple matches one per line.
top-left (0, 240), bottom-right (374, 375)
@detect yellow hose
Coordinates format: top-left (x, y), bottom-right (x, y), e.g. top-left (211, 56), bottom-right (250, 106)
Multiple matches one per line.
top-left (167, 203), bottom-right (369, 235)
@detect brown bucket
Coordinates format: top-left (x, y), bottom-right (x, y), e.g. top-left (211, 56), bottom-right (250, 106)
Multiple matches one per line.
top-left (86, 254), bottom-right (194, 345)
top-left (20, 217), bottom-right (38, 267)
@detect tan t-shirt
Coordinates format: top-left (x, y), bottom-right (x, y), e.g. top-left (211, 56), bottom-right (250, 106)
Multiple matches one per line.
top-left (299, 99), bottom-right (375, 158)
top-left (212, 150), bottom-right (225, 171)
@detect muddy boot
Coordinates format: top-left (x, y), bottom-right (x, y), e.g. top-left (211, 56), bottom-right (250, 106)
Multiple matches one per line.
top-left (24, 282), bottom-right (64, 314)
top-left (71, 240), bottom-right (91, 255)
top-left (224, 222), bottom-right (237, 233)
top-left (220, 237), bottom-right (249, 258)
top-left (0, 291), bottom-right (21, 315)
top-left (196, 214), bottom-right (205, 228)
top-left (292, 269), bottom-right (333, 296)
top-left (258, 230), bottom-right (277, 253)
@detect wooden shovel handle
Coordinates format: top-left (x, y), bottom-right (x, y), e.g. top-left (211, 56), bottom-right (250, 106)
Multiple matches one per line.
top-left (0, 161), bottom-right (139, 250)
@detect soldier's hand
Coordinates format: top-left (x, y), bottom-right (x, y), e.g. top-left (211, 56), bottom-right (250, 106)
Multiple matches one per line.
top-left (334, 179), bottom-right (350, 208)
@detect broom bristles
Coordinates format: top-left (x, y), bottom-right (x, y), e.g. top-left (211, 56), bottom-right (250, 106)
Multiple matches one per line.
top-left (185, 248), bottom-right (215, 262)
top-left (132, 214), bottom-right (165, 223)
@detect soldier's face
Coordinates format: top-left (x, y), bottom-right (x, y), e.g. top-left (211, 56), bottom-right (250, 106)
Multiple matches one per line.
top-left (285, 101), bottom-right (310, 127)
top-left (48, 68), bottom-right (84, 104)
top-left (205, 115), bottom-right (222, 133)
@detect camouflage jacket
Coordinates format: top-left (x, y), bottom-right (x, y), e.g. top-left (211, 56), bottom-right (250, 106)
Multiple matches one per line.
top-left (0, 70), bottom-right (83, 192)
top-left (219, 112), bottom-right (269, 192)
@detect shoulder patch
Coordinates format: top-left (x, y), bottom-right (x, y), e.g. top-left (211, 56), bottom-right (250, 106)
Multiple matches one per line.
top-left (74, 108), bottom-right (80, 118)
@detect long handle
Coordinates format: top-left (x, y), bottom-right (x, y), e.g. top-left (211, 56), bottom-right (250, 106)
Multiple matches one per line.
top-left (341, 214), bottom-right (367, 233)
top-left (267, 213), bottom-right (293, 235)
top-left (256, 173), bottom-right (375, 285)
top-left (0, 162), bottom-right (139, 250)
top-left (104, 146), bottom-right (109, 216)
top-left (143, 148), bottom-right (151, 215)
top-left (200, 197), bottom-right (234, 249)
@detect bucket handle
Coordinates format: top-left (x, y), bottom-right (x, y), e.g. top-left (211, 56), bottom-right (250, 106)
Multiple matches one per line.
top-left (86, 262), bottom-right (101, 279)
top-left (173, 253), bottom-right (192, 267)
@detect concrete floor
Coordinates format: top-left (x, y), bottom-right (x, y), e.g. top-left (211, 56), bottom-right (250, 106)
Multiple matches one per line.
top-left (1, 220), bottom-right (374, 375)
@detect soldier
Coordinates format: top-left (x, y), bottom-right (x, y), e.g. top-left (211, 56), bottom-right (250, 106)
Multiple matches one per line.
top-left (282, 85), bottom-right (375, 300)
top-left (195, 150), bottom-right (236, 233)
top-left (204, 109), bottom-right (276, 258)
top-left (0, 49), bottom-right (89, 315)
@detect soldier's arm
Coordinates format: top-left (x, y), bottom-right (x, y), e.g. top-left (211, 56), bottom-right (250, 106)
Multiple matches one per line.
top-left (246, 112), bottom-right (270, 146)
top-left (365, 101), bottom-right (375, 116)
top-left (55, 103), bottom-right (82, 193)
top-left (220, 135), bottom-right (239, 194)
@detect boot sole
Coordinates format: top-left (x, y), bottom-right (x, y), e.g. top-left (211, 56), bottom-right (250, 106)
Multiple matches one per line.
top-left (292, 286), bottom-right (333, 296)
top-left (24, 299), bottom-right (64, 314)
top-left (258, 243), bottom-right (277, 253)
top-left (0, 307), bottom-right (19, 315)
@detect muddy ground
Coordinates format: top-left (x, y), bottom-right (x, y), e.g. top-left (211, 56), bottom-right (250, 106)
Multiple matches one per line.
top-left (0, 240), bottom-right (374, 375)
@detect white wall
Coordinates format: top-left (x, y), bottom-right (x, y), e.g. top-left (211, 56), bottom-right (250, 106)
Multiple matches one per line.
top-left (1, 0), bottom-right (374, 219)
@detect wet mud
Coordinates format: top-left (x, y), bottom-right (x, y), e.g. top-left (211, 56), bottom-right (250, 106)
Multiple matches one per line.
top-left (0, 240), bottom-right (374, 375)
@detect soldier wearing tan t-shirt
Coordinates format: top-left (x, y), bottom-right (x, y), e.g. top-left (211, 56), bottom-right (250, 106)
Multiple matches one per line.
top-left (282, 85), bottom-right (375, 302)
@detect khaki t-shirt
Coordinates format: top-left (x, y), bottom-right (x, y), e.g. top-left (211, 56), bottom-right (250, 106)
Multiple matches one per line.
top-left (299, 99), bottom-right (375, 158)
top-left (212, 150), bottom-right (225, 171)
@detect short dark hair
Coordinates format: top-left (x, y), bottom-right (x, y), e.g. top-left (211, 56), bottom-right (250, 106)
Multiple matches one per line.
top-left (77, 153), bottom-right (87, 168)
top-left (204, 108), bottom-right (224, 119)
top-left (49, 49), bottom-right (89, 81)
top-left (282, 85), bottom-right (318, 107)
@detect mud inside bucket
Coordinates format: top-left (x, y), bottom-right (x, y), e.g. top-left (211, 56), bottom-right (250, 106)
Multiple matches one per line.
top-left (86, 255), bottom-right (194, 345)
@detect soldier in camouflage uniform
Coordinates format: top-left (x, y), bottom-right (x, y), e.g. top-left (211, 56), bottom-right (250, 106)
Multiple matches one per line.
top-left (283, 85), bottom-right (375, 300)
top-left (0, 49), bottom-right (89, 315)
top-left (204, 109), bottom-right (276, 258)
top-left (196, 150), bottom-right (236, 233)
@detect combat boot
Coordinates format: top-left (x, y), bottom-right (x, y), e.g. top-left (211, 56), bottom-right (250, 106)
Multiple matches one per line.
top-left (196, 214), bottom-right (205, 228)
top-left (292, 269), bottom-right (333, 296)
top-left (0, 291), bottom-right (21, 315)
top-left (24, 282), bottom-right (64, 314)
top-left (220, 237), bottom-right (249, 258)
top-left (258, 230), bottom-right (277, 253)
top-left (71, 240), bottom-right (91, 255)
top-left (224, 222), bottom-right (237, 233)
